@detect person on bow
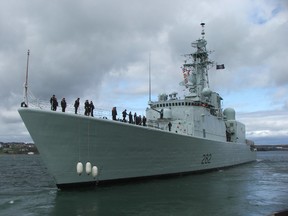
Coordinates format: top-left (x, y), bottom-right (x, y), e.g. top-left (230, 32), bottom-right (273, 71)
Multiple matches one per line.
top-left (50, 95), bottom-right (57, 111)
top-left (84, 100), bottom-right (90, 116)
top-left (112, 107), bottom-right (117, 120)
top-left (122, 109), bottom-right (127, 122)
top-left (74, 98), bottom-right (80, 114)
top-left (90, 101), bottom-right (95, 117)
top-left (61, 98), bottom-right (67, 112)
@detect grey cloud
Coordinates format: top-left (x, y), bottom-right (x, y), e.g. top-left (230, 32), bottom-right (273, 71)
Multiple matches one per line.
top-left (1, 0), bottom-right (288, 143)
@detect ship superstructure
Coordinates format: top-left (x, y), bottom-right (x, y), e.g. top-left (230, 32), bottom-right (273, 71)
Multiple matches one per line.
top-left (18, 23), bottom-right (256, 189)
top-left (146, 23), bottom-right (245, 144)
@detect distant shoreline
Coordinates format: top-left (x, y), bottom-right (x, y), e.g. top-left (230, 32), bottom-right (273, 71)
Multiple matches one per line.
top-left (0, 142), bottom-right (38, 155)
top-left (1, 142), bottom-right (288, 154)
top-left (255, 145), bottom-right (288, 151)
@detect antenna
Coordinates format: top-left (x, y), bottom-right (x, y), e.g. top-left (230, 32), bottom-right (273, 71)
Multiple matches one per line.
top-left (148, 52), bottom-right (152, 103)
top-left (24, 49), bottom-right (30, 107)
top-left (200, 22), bottom-right (205, 39)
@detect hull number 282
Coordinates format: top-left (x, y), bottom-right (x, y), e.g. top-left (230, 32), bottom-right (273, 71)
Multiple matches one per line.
top-left (201, 153), bottom-right (212, 164)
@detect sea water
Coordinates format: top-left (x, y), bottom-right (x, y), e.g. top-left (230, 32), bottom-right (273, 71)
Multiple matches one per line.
top-left (0, 151), bottom-right (287, 216)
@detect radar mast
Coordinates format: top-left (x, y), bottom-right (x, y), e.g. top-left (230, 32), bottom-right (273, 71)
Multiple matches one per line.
top-left (180, 23), bottom-right (214, 101)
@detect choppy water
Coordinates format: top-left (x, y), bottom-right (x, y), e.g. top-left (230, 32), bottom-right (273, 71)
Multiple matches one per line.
top-left (0, 151), bottom-right (288, 216)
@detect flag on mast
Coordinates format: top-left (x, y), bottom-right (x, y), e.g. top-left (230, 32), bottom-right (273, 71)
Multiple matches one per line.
top-left (216, 64), bottom-right (225, 70)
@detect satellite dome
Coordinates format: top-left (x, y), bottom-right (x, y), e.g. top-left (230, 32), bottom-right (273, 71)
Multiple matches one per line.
top-left (223, 108), bottom-right (236, 120)
top-left (202, 87), bottom-right (212, 97)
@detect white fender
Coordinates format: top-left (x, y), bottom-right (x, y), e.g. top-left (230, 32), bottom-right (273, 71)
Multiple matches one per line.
top-left (76, 162), bottom-right (83, 175)
top-left (92, 166), bottom-right (98, 178)
top-left (85, 162), bottom-right (92, 175)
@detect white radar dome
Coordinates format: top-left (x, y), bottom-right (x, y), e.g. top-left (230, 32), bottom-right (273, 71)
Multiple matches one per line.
top-left (202, 87), bottom-right (212, 97)
top-left (223, 108), bottom-right (236, 120)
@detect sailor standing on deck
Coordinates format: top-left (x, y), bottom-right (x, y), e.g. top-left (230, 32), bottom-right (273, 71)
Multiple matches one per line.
top-left (53, 97), bottom-right (58, 111)
top-left (84, 100), bottom-right (90, 116)
top-left (134, 112), bottom-right (137, 124)
top-left (112, 107), bottom-right (117, 120)
top-left (122, 109), bottom-right (127, 122)
top-left (50, 95), bottom-right (57, 111)
top-left (143, 116), bottom-right (147, 126)
top-left (90, 101), bottom-right (95, 117)
top-left (128, 111), bottom-right (132, 124)
top-left (61, 98), bottom-right (67, 112)
top-left (168, 122), bottom-right (172, 131)
top-left (74, 98), bottom-right (80, 114)
top-left (50, 95), bottom-right (58, 111)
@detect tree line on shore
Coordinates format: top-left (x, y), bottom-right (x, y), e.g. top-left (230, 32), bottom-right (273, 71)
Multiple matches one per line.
top-left (0, 142), bottom-right (38, 154)
top-left (255, 144), bottom-right (288, 151)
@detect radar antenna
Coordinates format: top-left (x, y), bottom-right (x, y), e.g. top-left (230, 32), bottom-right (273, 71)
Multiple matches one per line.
top-left (180, 23), bottom-right (215, 101)
top-left (201, 22), bottom-right (205, 39)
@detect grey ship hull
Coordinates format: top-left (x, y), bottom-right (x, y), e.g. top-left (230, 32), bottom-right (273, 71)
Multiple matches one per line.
top-left (19, 108), bottom-right (256, 189)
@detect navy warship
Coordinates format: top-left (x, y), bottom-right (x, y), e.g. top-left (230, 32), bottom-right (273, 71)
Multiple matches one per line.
top-left (18, 23), bottom-right (256, 189)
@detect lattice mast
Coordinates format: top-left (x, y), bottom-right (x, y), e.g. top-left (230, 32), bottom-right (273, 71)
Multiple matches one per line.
top-left (181, 23), bottom-right (214, 101)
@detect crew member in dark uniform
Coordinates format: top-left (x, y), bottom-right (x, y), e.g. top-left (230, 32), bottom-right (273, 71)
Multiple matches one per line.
top-left (128, 111), bottom-right (133, 124)
top-left (112, 107), bottom-right (117, 120)
top-left (61, 98), bottom-right (67, 112)
top-left (142, 116), bottom-right (147, 126)
top-left (74, 98), bottom-right (80, 114)
top-left (134, 112), bottom-right (137, 124)
top-left (84, 100), bottom-right (90, 116)
top-left (137, 115), bottom-right (142, 125)
top-left (122, 109), bottom-right (127, 122)
top-left (50, 95), bottom-right (58, 111)
top-left (90, 101), bottom-right (95, 117)
top-left (50, 95), bottom-right (57, 111)
top-left (168, 122), bottom-right (172, 131)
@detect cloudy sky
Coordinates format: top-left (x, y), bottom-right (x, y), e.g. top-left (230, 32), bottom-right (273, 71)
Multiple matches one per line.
top-left (0, 0), bottom-right (287, 144)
